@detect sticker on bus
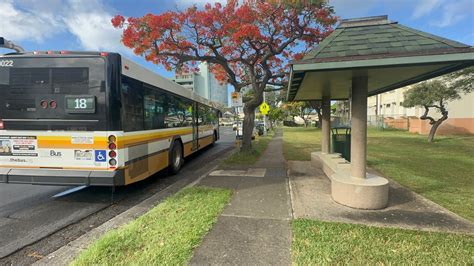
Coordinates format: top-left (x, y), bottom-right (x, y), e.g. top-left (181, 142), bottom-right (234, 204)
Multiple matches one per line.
top-left (0, 136), bottom-right (37, 157)
top-left (74, 150), bottom-right (93, 161)
top-left (95, 150), bottom-right (106, 162)
top-left (71, 136), bottom-right (94, 145)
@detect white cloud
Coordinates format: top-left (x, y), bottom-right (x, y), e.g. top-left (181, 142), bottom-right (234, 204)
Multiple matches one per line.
top-left (432, 0), bottom-right (473, 27)
top-left (0, 0), bottom-right (127, 53)
top-left (411, 0), bottom-right (473, 27)
top-left (412, 0), bottom-right (441, 19)
top-left (62, 0), bottom-right (124, 51)
top-left (0, 0), bottom-right (64, 42)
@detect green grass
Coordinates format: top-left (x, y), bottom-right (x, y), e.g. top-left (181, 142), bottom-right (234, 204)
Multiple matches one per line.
top-left (72, 187), bottom-right (231, 266)
top-left (221, 131), bottom-right (274, 166)
top-left (283, 127), bottom-right (321, 161)
top-left (292, 219), bottom-right (474, 265)
top-left (283, 127), bottom-right (474, 221)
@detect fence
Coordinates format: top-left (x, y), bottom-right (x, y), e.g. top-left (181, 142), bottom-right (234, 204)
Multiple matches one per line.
top-left (332, 115), bottom-right (411, 130)
top-left (368, 115), bottom-right (411, 130)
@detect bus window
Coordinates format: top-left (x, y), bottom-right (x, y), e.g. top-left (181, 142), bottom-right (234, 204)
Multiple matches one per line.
top-left (166, 94), bottom-right (192, 128)
top-left (144, 86), bottom-right (166, 130)
top-left (198, 104), bottom-right (210, 126)
top-left (121, 76), bottom-right (144, 132)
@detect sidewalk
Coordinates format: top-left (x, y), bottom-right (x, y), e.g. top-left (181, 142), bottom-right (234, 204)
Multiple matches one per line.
top-left (288, 160), bottom-right (474, 234)
top-left (191, 129), bottom-right (292, 265)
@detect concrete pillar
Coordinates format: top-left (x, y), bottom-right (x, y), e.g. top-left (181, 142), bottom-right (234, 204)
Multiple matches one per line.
top-left (321, 96), bottom-right (331, 154)
top-left (350, 76), bottom-right (368, 179)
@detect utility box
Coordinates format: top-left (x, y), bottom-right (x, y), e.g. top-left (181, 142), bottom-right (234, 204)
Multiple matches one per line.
top-left (331, 126), bottom-right (351, 161)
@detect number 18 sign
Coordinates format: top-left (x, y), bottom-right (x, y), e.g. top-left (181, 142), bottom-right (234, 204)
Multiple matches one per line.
top-left (65, 95), bottom-right (96, 114)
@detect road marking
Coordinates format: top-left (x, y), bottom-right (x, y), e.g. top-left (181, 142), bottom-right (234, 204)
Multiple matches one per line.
top-left (209, 168), bottom-right (266, 177)
top-left (52, 186), bottom-right (88, 198)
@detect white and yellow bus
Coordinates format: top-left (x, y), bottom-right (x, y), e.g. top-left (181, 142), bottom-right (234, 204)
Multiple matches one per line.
top-left (0, 51), bottom-right (220, 186)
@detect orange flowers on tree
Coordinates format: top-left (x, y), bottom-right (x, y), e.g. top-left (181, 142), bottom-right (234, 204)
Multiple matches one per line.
top-left (112, 0), bottom-right (337, 152)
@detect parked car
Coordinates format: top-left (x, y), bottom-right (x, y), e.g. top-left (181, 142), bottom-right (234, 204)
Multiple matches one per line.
top-left (232, 121), bottom-right (241, 131)
top-left (255, 122), bottom-right (265, 136)
top-left (235, 123), bottom-right (257, 140)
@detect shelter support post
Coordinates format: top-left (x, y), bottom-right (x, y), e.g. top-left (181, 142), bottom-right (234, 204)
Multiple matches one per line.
top-left (321, 96), bottom-right (331, 154)
top-left (350, 76), bottom-right (368, 179)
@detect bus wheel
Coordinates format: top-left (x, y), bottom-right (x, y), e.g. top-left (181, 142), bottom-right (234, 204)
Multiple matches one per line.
top-left (169, 141), bottom-right (183, 175)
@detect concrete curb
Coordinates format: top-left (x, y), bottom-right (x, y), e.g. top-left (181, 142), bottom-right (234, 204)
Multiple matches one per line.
top-left (34, 165), bottom-right (220, 265)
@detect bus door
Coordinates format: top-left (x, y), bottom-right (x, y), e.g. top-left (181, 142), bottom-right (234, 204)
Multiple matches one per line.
top-left (192, 102), bottom-right (199, 151)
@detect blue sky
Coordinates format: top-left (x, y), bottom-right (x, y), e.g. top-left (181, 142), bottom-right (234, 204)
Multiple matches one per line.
top-left (1, 0), bottom-right (473, 104)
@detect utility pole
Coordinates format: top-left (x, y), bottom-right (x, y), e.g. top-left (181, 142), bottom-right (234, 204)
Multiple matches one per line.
top-left (263, 90), bottom-right (267, 136)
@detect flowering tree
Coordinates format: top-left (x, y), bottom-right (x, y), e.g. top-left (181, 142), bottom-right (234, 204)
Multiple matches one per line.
top-left (112, 0), bottom-right (337, 152)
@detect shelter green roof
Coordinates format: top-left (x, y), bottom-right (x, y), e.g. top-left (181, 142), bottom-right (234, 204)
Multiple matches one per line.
top-left (288, 15), bottom-right (474, 101)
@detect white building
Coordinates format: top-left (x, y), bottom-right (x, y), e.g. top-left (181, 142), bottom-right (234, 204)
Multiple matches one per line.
top-left (171, 62), bottom-right (228, 106)
top-left (367, 80), bottom-right (474, 135)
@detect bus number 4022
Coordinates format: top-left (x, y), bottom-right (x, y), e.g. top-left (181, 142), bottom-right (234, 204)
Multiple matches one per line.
top-left (0, 60), bottom-right (14, 67)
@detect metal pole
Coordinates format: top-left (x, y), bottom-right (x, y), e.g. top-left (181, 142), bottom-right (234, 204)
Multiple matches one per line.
top-left (263, 91), bottom-right (267, 136)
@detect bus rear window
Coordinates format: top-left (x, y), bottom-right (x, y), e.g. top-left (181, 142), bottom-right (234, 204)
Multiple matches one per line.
top-left (0, 57), bottom-right (107, 130)
top-left (9, 67), bottom-right (89, 95)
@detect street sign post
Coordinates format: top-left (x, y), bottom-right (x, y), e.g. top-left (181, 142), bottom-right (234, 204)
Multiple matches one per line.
top-left (259, 102), bottom-right (270, 115)
top-left (260, 100), bottom-right (270, 136)
top-left (231, 92), bottom-right (243, 107)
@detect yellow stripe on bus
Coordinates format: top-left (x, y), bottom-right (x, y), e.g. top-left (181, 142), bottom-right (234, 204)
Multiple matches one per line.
top-left (35, 126), bottom-right (214, 149)
top-left (117, 128), bottom-right (193, 148)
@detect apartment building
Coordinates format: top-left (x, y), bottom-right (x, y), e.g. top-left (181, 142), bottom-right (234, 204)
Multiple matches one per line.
top-left (171, 62), bottom-right (228, 107)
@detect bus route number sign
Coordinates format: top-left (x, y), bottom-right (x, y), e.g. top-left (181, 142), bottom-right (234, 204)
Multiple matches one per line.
top-left (65, 95), bottom-right (96, 114)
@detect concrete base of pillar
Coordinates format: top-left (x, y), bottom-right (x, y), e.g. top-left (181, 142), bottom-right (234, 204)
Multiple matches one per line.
top-left (311, 152), bottom-right (389, 210)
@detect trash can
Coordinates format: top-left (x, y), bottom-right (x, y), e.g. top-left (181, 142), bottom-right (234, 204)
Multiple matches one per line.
top-left (331, 126), bottom-right (351, 161)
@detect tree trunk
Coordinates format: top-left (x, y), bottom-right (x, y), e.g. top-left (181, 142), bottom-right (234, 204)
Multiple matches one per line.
top-left (316, 109), bottom-right (322, 129)
top-left (428, 115), bottom-right (447, 142)
top-left (241, 103), bottom-right (257, 152)
top-left (420, 103), bottom-right (448, 143)
top-left (309, 101), bottom-right (323, 129)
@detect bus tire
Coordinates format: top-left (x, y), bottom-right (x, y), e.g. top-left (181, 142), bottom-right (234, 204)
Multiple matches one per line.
top-left (169, 140), bottom-right (183, 175)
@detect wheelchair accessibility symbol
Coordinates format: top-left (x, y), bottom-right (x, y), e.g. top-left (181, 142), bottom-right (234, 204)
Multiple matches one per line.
top-left (95, 150), bottom-right (107, 162)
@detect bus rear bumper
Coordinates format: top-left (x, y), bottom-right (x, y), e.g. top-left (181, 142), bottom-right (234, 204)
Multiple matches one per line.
top-left (0, 168), bottom-right (125, 186)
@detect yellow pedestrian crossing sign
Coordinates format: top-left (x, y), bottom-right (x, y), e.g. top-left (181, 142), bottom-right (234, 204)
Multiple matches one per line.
top-left (260, 102), bottom-right (270, 115)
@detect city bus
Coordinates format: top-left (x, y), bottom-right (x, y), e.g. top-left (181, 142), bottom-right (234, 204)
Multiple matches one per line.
top-left (0, 51), bottom-right (220, 186)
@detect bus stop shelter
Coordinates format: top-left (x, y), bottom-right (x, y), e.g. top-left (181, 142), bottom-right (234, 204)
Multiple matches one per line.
top-left (287, 15), bottom-right (474, 209)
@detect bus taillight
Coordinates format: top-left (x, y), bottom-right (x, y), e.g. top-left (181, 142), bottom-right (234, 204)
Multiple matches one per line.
top-left (108, 135), bottom-right (117, 167)
top-left (50, 100), bottom-right (57, 109)
top-left (109, 159), bottom-right (117, 166)
top-left (40, 100), bottom-right (48, 109)
top-left (0, 120), bottom-right (4, 130)
top-left (108, 135), bottom-right (116, 142)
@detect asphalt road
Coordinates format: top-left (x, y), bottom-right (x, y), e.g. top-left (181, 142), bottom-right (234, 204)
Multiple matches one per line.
top-left (0, 127), bottom-right (236, 260)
